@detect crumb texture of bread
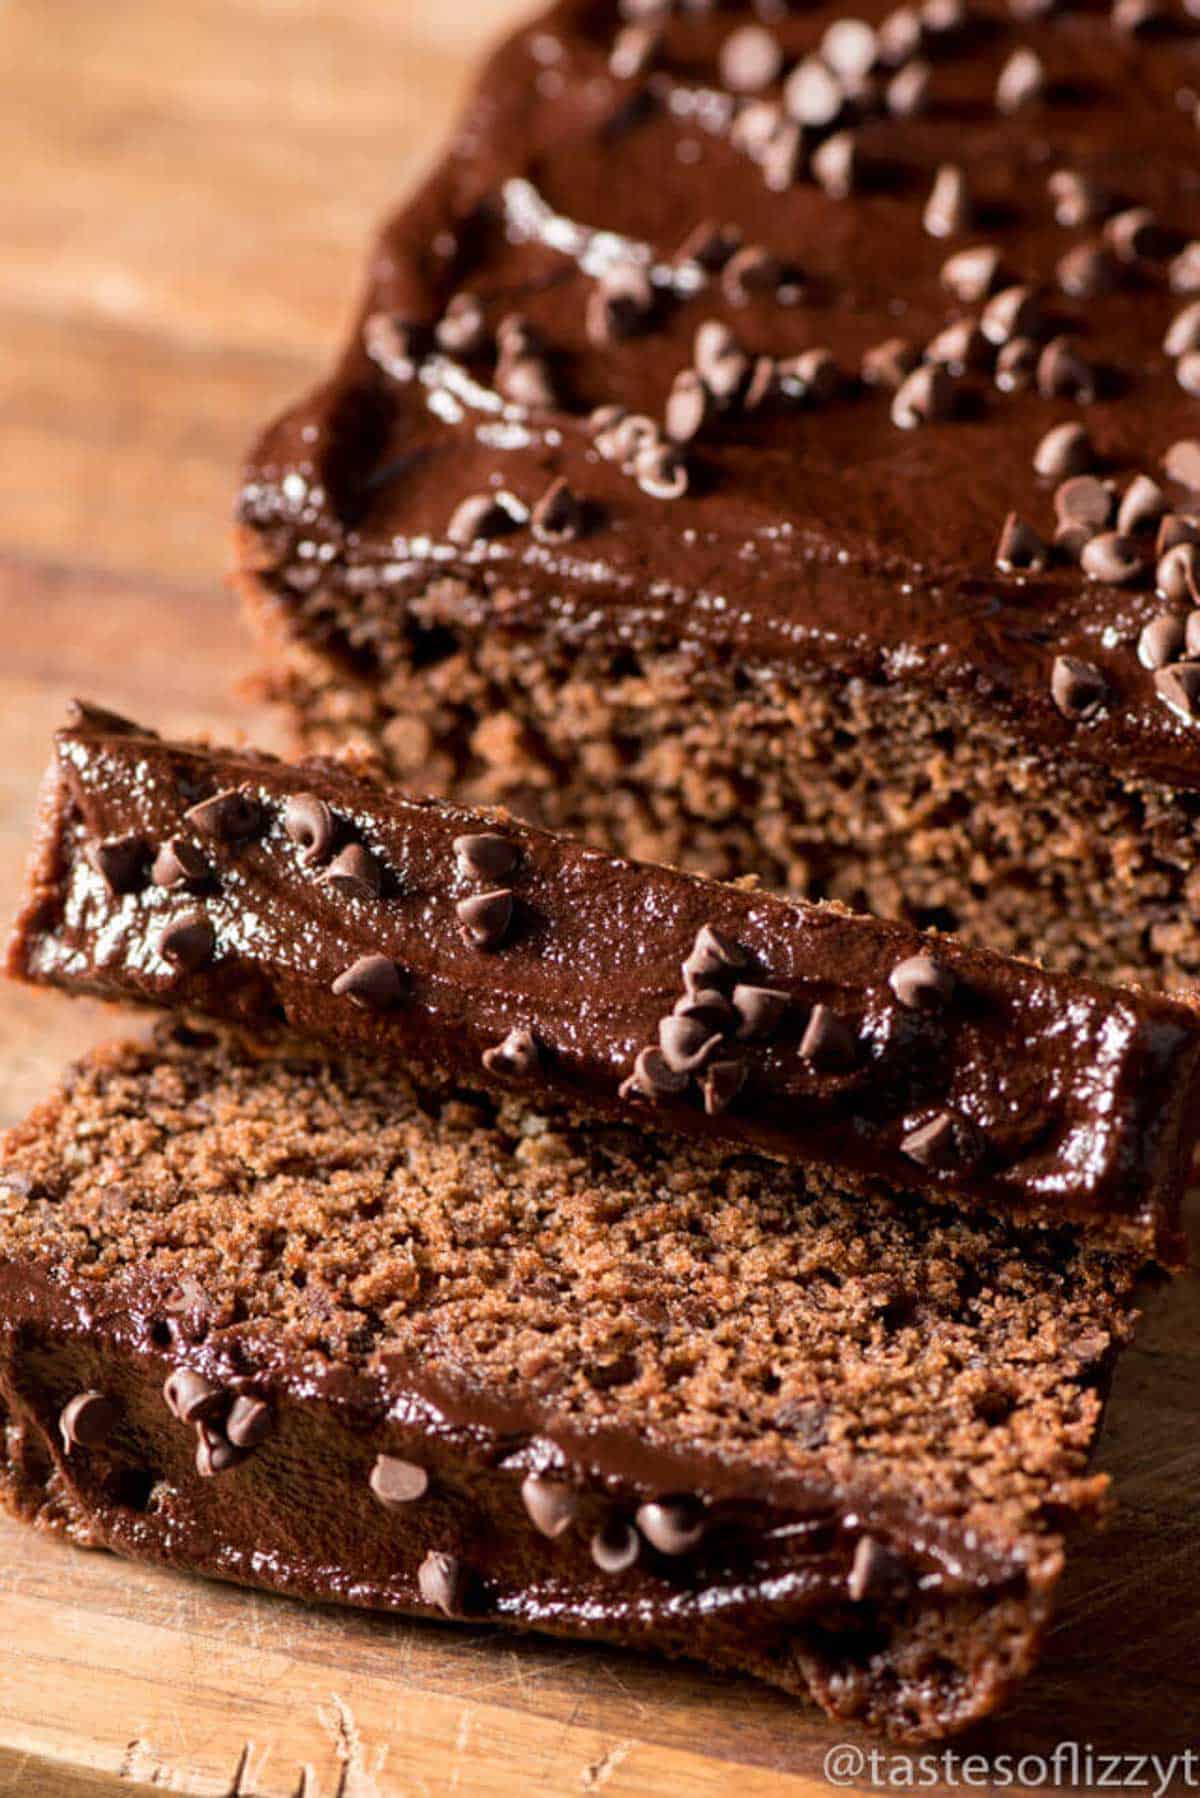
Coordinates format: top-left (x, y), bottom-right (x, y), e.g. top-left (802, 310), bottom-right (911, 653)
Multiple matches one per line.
top-left (0, 1026), bottom-right (1138, 1742)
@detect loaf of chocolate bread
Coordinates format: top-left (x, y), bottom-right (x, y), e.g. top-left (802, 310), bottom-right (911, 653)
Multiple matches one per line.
top-left (11, 703), bottom-right (1200, 1256)
top-left (236, 0), bottom-right (1200, 990)
top-left (0, 1022), bottom-right (1144, 1742)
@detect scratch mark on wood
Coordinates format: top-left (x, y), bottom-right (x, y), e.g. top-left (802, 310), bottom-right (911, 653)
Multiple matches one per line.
top-left (319, 1692), bottom-right (386, 1798)
top-left (581, 1740), bottom-right (633, 1790)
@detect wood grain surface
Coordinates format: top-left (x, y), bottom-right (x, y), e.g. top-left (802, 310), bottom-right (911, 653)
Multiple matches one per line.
top-left (1, 1), bottom-right (1199, 1792)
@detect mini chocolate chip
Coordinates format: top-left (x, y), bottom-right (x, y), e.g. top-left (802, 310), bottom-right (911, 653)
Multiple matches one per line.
top-left (694, 318), bottom-right (744, 381)
top-left (995, 337), bottom-right (1039, 392)
top-left (684, 924), bottom-right (750, 988)
top-left (665, 370), bottom-right (710, 444)
top-left (723, 244), bottom-right (782, 307)
top-left (1164, 440), bottom-right (1200, 492)
top-left (675, 220), bottom-right (742, 271)
top-left (497, 355), bottom-right (557, 410)
top-left (1171, 242), bottom-right (1200, 294)
top-left (283, 793), bottom-right (335, 866)
top-left (521, 1474), bottom-right (579, 1538)
top-left (658, 1015), bottom-right (722, 1073)
top-left (163, 1369), bottom-right (225, 1425)
top-left (635, 442), bottom-right (689, 500)
top-left (1186, 610), bottom-right (1200, 659)
top-left (435, 292), bottom-right (487, 357)
top-left (732, 983), bottom-right (789, 1038)
top-left (531, 477), bottom-right (584, 544)
top-left (196, 1426), bottom-right (247, 1478)
top-left (812, 130), bottom-right (859, 201)
top-left (1157, 542), bottom-right (1200, 603)
top-left (1113, 0), bottom-right (1166, 32)
top-left (1048, 169), bottom-right (1109, 229)
top-left (363, 312), bottom-right (421, 382)
top-left (59, 1391), bottom-right (117, 1452)
top-left (1139, 613), bottom-right (1186, 670)
top-left (1158, 514), bottom-right (1200, 557)
top-left (1105, 206), bottom-right (1165, 263)
top-left (995, 512), bottom-right (1048, 572)
top-left (331, 954), bottom-right (405, 1009)
top-left (456, 888), bottom-right (514, 950)
top-left (879, 4), bottom-right (924, 65)
top-left (778, 348), bottom-right (839, 406)
top-left (453, 832), bottom-right (518, 882)
top-left (1164, 301), bottom-right (1200, 360)
top-left (418, 1550), bottom-right (468, 1616)
top-left (720, 22), bottom-right (783, 92)
top-left (891, 362), bottom-right (954, 428)
top-left (1054, 475), bottom-right (1113, 530)
top-left (701, 1058), bottom-right (747, 1116)
top-left (822, 16), bottom-right (878, 78)
top-left (1056, 241), bottom-right (1119, 300)
top-left (981, 284), bottom-right (1042, 347)
top-left (925, 319), bottom-right (988, 375)
top-left (591, 1518), bottom-right (640, 1574)
top-left (159, 911), bottom-right (215, 973)
top-left (732, 98), bottom-right (786, 161)
top-left (587, 261), bottom-right (655, 346)
top-left (886, 57), bottom-right (932, 117)
top-left (1035, 422), bottom-right (1096, 480)
top-left (610, 21), bottom-right (660, 79)
top-left (921, 0), bottom-right (967, 34)
top-left (1036, 337), bottom-right (1097, 404)
top-left (184, 789), bottom-right (261, 843)
top-left (637, 1499), bottom-right (705, 1556)
top-left (995, 46), bottom-right (1045, 113)
top-left (923, 163), bottom-right (972, 238)
top-left (496, 313), bottom-right (540, 361)
top-left (1081, 531), bottom-right (1146, 586)
top-left (862, 337), bottom-right (921, 390)
top-left (482, 1027), bottom-right (540, 1078)
top-left (596, 412), bottom-right (662, 468)
top-left (1053, 521), bottom-right (1096, 564)
top-left (447, 492), bottom-right (514, 546)
top-left (369, 1453), bottom-right (429, 1507)
top-left (225, 1395), bottom-right (273, 1450)
top-left (941, 245), bottom-right (1002, 304)
top-left (1051, 655), bottom-right (1107, 719)
top-left (799, 1004), bottom-right (856, 1070)
top-left (1177, 353), bottom-right (1200, 398)
top-left (1117, 475), bottom-right (1166, 537)
top-left (746, 354), bottom-right (777, 409)
top-left (1155, 662), bottom-right (1200, 721)
top-left (889, 953), bottom-right (955, 1011)
top-left (620, 1046), bottom-right (691, 1103)
top-left (900, 1108), bottom-right (982, 1170)
top-left (87, 834), bottom-right (149, 897)
top-left (761, 119), bottom-right (806, 193)
top-left (785, 56), bottom-right (844, 129)
top-left (320, 843), bottom-right (383, 900)
top-left (848, 1535), bottom-right (907, 1602)
top-left (675, 986), bottom-right (738, 1033)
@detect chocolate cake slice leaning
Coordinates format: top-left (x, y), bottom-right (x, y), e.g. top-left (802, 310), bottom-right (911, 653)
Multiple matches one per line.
top-left (0, 1022), bottom-right (1146, 1742)
top-left (237, 0), bottom-right (1200, 991)
top-left (11, 703), bottom-right (1200, 1257)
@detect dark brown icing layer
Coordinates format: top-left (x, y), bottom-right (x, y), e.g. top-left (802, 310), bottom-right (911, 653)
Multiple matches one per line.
top-left (9, 706), bottom-right (1200, 1255)
top-left (242, 0), bottom-right (1200, 791)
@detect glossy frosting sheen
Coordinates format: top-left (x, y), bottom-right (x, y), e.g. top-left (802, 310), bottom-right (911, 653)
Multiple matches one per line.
top-left (10, 710), bottom-right (1200, 1253)
top-left (243, 0), bottom-right (1200, 787)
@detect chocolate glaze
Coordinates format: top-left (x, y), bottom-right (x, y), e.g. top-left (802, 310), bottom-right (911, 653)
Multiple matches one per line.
top-left (242, 0), bottom-right (1200, 790)
top-left (10, 708), bottom-right (1200, 1256)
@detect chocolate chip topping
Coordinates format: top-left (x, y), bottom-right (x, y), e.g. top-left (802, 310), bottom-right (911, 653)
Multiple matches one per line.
top-left (862, 337), bottom-right (920, 390)
top-left (331, 954), bottom-right (406, 1009)
top-left (59, 1390), bottom-right (117, 1452)
top-left (900, 1108), bottom-right (983, 1171)
top-left (497, 353), bottom-right (557, 410)
top-left (588, 260), bottom-right (655, 346)
top-left (720, 23), bottom-right (783, 93)
top-left (812, 131), bottom-right (859, 202)
top-left (701, 1058), bottom-right (747, 1116)
top-left (889, 954), bottom-right (955, 1012)
top-left (435, 291), bottom-right (487, 357)
top-left (1051, 655), bottom-right (1107, 720)
top-left (1080, 532), bottom-right (1146, 587)
top-left (1037, 337), bottom-right (1098, 404)
top-left (980, 284), bottom-right (1042, 347)
top-left (152, 836), bottom-right (209, 890)
top-left (1034, 422), bottom-right (1096, 480)
top-left (674, 986), bottom-right (737, 1034)
top-left (184, 789), bottom-right (261, 844)
top-left (363, 311), bottom-right (420, 382)
top-left (1105, 205), bottom-right (1164, 263)
top-left (481, 1027), bottom-right (541, 1078)
top-left (785, 56), bottom-right (844, 128)
top-left (637, 1499), bottom-right (706, 1556)
top-left (923, 164), bottom-right (972, 239)
top-left (320, 842), bottom-right (383, 900)
top-left (886, 57), bottom-right (932, 117)
top-left (610, 22), bottom-right (659, 80)
top-left (1164, 440), bottom-right (1200, 491)
top-left (1116, 474), bottom-right (1165, 537)
top-left (621, 1046), bottom-right (691, 1103)
top-left (1056, 241), bottom-right (1118, 300)
top-left (418, 1550), bottom-right (468, 1616)
top-left (456, 887), bottom-right (514, 950)
top-left (159, 911), bottom-right (216, 973)
top-left (635, 442), bottom-right (689, 501)
top-left (683, 924), bottom-right (750, 989)
top-left (732, 983), bottom-right (789, 1039)
top-left (1157, 542), bottom-right (1200, 603)
top-left (995, 46), bottom-right (1045, 112)
top-left (1054, 475), bottom-right (1112, 531)
top-left (195, 1427), bottom-right (247, 1478)
top-left (521, 1474), bottom-right (579, 1539)
top-left (213, 1395), bottom-right (268, 1451)
top-left (995, 513), bottom-right (1048, 573)
top-left (369, 1453), bottom-right (429, 1508)
top-left (1048, 168), bottom-right (1109, 229)
top-left (941, 245), bottom-right (1002, 304)
top-left (453, 832), bottom-right (518, 882)
top-left (799, 1004), bottom-right (857, 1070)
top-left (665, 370), bottom-right (710, 445)
top-left (284, 792), bottom-right (336, 866)
top-left (447, 492), bottom-right (514, 546)
top-left (1138, 613), bottom-right (1186, 671)
top-left (848, 1535), bottom-right (908, 1602)
top-left (86, 834), bottom-right (147, 896)
top-left (722, 244), bottom-right (783, 307)
top-left (1164, 301), bottom-right (1200, 360)
top-left (926, 319), bottom-right (987, 375)
top-left (658, 1015), bottom-right (722, 1073)
top-left (994, 336), bottom-right (1038, 393)
top-left (163, 1368), bottom-right (225, 1425)
top-left (1155, 663), bottom-right (1200, 722)
top-left (891, 362), bottom-right (954, 429)
top-left (1170, 241), bottom-right (1200, 294)
top-left (590, 1518), bottom-right (640, 1574)
top-left (531, 477), bottom-right (584, 543)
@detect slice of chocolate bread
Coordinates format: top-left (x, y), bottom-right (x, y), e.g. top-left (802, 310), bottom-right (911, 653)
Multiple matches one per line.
top-left (0, 1022), bottom-right (1144, 1742)
top-left (11, 703), bottom-right (1200, 1256)
top-left (236, 0), bottom-right (1200, 991)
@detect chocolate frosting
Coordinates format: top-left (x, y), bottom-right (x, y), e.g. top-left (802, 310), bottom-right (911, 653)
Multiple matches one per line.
top-left (242, 0), bottom-right (1200, 790)
top-left (10, 706), bottom-right (1200, 1255)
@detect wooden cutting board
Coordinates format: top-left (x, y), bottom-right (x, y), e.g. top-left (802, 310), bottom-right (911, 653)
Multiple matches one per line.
top-left (2, 3), bottom-right (1200, 1792)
